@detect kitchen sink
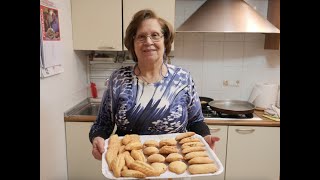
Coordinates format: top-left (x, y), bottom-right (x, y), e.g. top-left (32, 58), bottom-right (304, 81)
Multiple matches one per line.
top-left (65, 98), bottom-right (101, 116)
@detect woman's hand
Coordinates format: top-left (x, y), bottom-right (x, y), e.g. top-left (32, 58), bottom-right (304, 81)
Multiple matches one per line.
top-left (204, 135), bottom-right (220, 151)
top-left (92, 137), bottom-right (105, 160)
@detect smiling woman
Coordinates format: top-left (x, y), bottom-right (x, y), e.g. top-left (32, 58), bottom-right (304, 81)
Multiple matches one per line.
top-left (88, 9), bottom-right (220, 162)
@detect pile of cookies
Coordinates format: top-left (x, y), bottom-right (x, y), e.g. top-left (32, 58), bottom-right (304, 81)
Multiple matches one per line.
top-left (105, 132), bottom-right (218, 178)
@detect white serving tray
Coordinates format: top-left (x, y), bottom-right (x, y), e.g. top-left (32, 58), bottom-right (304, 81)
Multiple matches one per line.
top-left (102, 133), bottom-right (224, 179)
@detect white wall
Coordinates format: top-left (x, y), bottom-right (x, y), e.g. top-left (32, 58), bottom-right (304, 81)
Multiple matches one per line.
top-left (40, 0), bottom-right (88, 179)
top-left (173, 0), bottom-right (280, 100)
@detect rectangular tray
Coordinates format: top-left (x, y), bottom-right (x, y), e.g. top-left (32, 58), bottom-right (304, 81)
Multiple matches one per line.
top-left (102, 133), bottom-right (224, 179)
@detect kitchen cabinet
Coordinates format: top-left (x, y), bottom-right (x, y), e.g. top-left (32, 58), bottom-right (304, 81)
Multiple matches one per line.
top-left (123, 0), bottom-right (175, 50)
top-left (264, 0), bottom-right (280, 50)
top-left (191, 125), bottom-right (228, 180)
top-left (71, 0), bottom-right (175, 51)
top-left (225, 126), bottom-right (280, 180)
top-left (65, 122), bottom-right (106, 180)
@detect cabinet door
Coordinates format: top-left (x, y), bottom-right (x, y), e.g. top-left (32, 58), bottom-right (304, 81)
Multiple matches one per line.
top-left (225, 126), bottom-right (280, 180)
top-left (65, 122), bottom-right (106, 180)
top-left (71, 0), bottom-right (122, 51)
top-left (191, 125), bottom-right (227, 180)
top-left (123, 0), bottom-right (175, 50)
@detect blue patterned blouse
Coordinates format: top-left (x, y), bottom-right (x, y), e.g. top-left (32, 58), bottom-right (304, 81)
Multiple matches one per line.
top-left (89, 64), bottom-right (206, 141)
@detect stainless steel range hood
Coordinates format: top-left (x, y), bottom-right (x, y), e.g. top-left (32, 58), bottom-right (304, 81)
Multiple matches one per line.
top-left (176, 0), bottom-right (280, 33)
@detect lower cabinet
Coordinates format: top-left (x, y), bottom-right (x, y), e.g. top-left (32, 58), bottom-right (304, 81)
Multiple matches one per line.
top-left (65, 122), bottom-right (106, 180)
top-left (225, 126), bottom-right (280, 180)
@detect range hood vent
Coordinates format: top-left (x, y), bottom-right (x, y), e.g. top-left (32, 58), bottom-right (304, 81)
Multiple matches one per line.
top-left (176, 0), bottom-right (280, 33)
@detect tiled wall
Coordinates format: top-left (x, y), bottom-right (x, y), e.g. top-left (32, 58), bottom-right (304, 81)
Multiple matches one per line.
top-left (172, 0), bottom-right (280, 100)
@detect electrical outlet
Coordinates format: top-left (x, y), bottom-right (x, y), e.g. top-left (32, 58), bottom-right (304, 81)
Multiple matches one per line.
top-left (223, 80), bottom-right (240, 87)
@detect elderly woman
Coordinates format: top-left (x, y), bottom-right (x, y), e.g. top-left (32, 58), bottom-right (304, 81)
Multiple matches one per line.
top-left (89, 9), bottom-right (219, 160)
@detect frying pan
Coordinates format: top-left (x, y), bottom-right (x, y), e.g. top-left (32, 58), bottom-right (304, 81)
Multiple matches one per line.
top-left (208, 100), bottom-right (255, 115)
top-left (199, 96), bottom-right (214, 109)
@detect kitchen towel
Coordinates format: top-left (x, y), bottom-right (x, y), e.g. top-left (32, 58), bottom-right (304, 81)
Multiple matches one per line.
top-left (248, 83), bottom-right (279, 109)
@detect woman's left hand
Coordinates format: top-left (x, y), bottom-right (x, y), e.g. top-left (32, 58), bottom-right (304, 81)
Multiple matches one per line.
top-left (204, 135), bottom-right (220, 150)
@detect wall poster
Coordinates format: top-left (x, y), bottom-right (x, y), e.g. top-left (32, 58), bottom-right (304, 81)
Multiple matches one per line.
top-left (40, 0), bottom-right (64, 78)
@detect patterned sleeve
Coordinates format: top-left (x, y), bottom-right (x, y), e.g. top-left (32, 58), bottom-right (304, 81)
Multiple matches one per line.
top-left (186, 73), bottom-right (210, 136)
top-left (88, 73), bottom-right (117, 143)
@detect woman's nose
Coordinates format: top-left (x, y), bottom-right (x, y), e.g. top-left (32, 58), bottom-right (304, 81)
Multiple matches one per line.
top-left (144, 36), bottom-right (154, 44)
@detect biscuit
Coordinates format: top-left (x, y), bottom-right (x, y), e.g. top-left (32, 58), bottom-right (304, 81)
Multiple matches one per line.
top-left (159, 146), bottom-right (179, 155)
top-left (108, 134), bottom-right (120, 147)
top-left (188, 163), bottom-right (218, 174)
top-left (121, 169), bottom-right (146, 178)
top-left (122, 134), bottom-right (140, 145)
top-left (144, 140), bottom-right (159, 147)
top-left (184, 151), bottom-right (208, 160)
top-left (118, 145), bottom-right (126, 154)
top-left (106, 146), bottom-right (119, 170)
top-left (151, 162), bottom-right (167, 174)
top-left (125, 141), bottom-right (143, 151)
top-left (143, 146), bottom-right (159, 156)
top-left (128, 160), bottom-right (160, 177)
top-left (179, 137), bottom-right (201, 144)
top-left (123, 151), bottom-right (135, 166)
top-left (181, 142), bottom-right (205, 149)
top-left (168, 161), bottom-right (187, 174)
top-left (188, 157), bottom-right (214, 165)
top-left (181, 146), bottom-right (206, 154)
top-left (159, 139), bottom-right (177, 147)
top-left (165, 153), bottom-right (183, 163)
top-left (147, 153), bottom-right (165, 163)
top-left (175, 132), bottom-right (196, 141)
top-left (110, 153), bottom-right (125, 178)
top-left (130, 149), bottom-right (146, 162)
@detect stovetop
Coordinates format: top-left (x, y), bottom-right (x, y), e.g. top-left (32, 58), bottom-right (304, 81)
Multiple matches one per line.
top-left (202, 106), bottom-right (262, 121)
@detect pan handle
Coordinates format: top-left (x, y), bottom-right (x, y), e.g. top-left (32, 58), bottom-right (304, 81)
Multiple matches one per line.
top-left (235, 128), bottom-right (255, 134)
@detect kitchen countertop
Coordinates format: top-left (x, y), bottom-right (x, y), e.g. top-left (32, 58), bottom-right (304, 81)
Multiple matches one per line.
top-left (64, 109), bottom-right (280, 127)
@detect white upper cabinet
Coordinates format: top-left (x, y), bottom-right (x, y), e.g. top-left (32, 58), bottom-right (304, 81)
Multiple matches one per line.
top-left (71, 0), bottom-right (122, 51)
top-left (71, 0), bottom-right (175, 51)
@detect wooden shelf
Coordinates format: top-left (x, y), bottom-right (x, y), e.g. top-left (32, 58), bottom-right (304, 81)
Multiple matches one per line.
top-left (264, 0), bottom-right (280, 50)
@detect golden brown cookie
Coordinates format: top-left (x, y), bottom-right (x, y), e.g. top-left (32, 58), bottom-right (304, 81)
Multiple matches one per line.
top-left (123, 151), bottom-right (135, 167)
top-left (159, 138), bottom-right (177, 147)
top-left (151, 162), bottom-right (167, 174)
top-left (125, 141), bottom-right (143, 151)
top-left (147, 153), bottom-right (166, 163)
top-left (188, 163), bottom-right (218, 174)
top-left (159, 146), bottom-right (179, 155)
top-left (143, 146), bottom-right (159, 156)
top-left (181, 146), bottom-right (206, 154)
top-left (110, 153), bottom-right (125, 178)
top-left (175, 132), bottom-right (196, 141)
top-left (122, 134), bottom-right (140, 145)
top-left (143, 140), bottom-right (159, 147)
top-left (181, 142), bottom-right (205, 149)
top-left (165, 153), bottom-right (183, 163)
top-left (179, 137), bottom-right (201, 144)
top-left (184, 151), bottom-right (208, 160)
top-left (130, 149), bottom-right (146, 162)
top-left (188, 157), bottom-right (214, 165)
top-left (128, 160), bottom-right (160, 177)
top-left (168, 161), bottom-right (187, 174)
top-left (121, 169), bottom-right (146, 178)
top-left (106, 146), bottom-right (119, 170)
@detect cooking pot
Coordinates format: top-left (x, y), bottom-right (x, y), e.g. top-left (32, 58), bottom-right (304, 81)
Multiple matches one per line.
top-left (199, 96), bottom-right (214, 109)
top-left (208, 100), bottom-right (255, 115)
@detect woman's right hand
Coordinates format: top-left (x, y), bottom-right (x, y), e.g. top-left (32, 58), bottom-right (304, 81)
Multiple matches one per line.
top-left (92, 137), bottom-right (105, 160)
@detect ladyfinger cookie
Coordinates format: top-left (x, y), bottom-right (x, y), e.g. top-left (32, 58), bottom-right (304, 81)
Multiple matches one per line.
top-left (188, 163), bottom-right (218, 174)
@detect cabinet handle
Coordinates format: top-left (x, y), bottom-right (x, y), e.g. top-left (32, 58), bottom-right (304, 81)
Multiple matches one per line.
top-left (235, 128), bottom-right (255, 134)
top-left (97, 46), bottom-right (115, 50)
top-left (209, 127), bottom-right (221, 133)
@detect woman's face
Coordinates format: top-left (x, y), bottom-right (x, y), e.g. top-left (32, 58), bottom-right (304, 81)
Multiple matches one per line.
top-left (134, 19), bottom-right (165, 64)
